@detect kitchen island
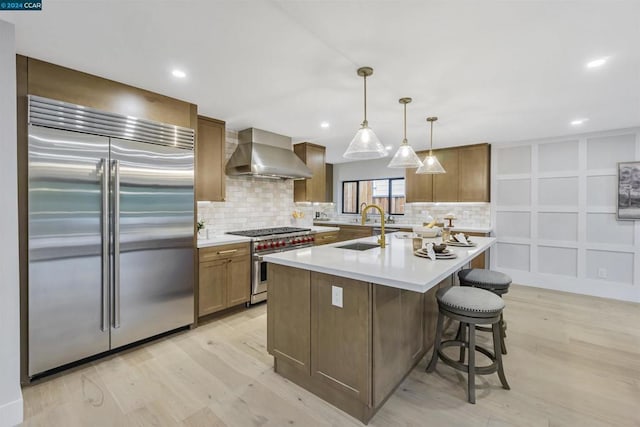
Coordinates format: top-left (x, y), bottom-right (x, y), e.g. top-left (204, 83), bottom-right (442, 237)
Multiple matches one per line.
top-left (263, 235), bottom-right (496, 424)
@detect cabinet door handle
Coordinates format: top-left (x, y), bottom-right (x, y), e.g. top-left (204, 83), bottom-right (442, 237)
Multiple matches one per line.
top-left (217, 249), bottom-right (238, 255)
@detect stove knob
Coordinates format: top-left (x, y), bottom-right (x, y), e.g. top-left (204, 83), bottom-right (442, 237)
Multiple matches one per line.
top-left (310, 236), bottom-right (315, 241)
top-left (267, 242), bottom-right (273, 248)
top-left (256, 244), bottom-right (263, 250)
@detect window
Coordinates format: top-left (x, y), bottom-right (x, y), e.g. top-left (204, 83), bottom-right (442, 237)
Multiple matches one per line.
top-left (342, 178), bottom-right (405, 215)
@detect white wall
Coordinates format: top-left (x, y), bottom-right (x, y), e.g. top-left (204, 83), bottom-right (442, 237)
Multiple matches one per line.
top-left (0, 19), bottom-right (24, 427)
top-left (492, 128), bottom-right (640, 303)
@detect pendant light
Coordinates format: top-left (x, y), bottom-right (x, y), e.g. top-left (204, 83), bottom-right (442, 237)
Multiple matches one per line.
top-left (343, 67), bottom-right (387, 160)
top-left (416, 117), bottom-right (446, 174)
top-left (388, 97), bottom-right (424, 168)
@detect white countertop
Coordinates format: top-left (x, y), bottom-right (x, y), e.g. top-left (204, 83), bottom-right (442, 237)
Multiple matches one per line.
top-left (310, 225), bottom-right (340, 233)
top-left (197, 234), bottom-right (252, 248)
top-left (263, 235), bottom-right (496, 293)
top-left (313, 220), bottom-right (491, 234)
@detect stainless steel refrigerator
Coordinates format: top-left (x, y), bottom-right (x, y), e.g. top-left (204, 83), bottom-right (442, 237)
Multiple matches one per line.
top-left (27, 96), bottom-right (195, 377)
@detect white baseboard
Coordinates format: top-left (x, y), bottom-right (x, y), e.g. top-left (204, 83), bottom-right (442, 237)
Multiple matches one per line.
top-left (0, 395), bottom-right (23, 427)
top-left (497, 268), bottom-right (640, 303)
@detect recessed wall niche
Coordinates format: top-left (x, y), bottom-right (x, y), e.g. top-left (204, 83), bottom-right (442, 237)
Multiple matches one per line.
top-left (538, 246), bottom-right (578, 277)
top-left (587, 134), bottom-right (635, 170)
top-left (538, 177), bottom-right (578, 207)
top-left (497, 179), bottom-right (530, 206)
top-left (496, 145), bottom-right (531, 174)
top-left (496, 243), bottom-right (530, 271)
top-left (586, 175), bottom-right (617, 209)
top-left (496, 211), bottom-right (530, 238)
top-left (538, 212), bottom-right (578, 241)
top-left (586, 213), bottom-right (634, 245)
top-left (538, 140), bottom-right (579, 173)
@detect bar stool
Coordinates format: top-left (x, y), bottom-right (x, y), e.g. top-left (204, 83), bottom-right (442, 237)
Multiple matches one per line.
top-left (458, 268), bottom-right (511, 354)
top-left (426, 286), bottom-right (510, 404)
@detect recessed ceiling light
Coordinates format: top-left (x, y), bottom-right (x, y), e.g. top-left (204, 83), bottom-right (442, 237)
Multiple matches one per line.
top-left (385, 145), bottom-right (393, 151)
top-left (571, 118), bottom-right (588, 126)
top-left (320, 122), bottom-right (330, 128)
top-left (172, 69), bottom-right (187, 78)
top-left (586, 57), bottom-right (608, 69)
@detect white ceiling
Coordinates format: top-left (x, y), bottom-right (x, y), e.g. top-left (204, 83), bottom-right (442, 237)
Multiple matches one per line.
top-left (2, 1), bottom-right (639, 163)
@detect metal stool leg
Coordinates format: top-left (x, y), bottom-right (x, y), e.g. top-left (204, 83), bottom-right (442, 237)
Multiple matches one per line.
top-left (493, 322), bottom-right (510, 390)
top-left (426, 312), bottom-right (445, 373)
top-left (467, 322), bottom-right (476, 404)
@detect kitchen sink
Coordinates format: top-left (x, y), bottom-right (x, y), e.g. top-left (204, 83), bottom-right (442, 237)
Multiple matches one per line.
top-left (335, 243), bottom-right (380, 251)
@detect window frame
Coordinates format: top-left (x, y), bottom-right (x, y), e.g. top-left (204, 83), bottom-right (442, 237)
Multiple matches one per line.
top-left (341, 177), bottom-right (405, 215)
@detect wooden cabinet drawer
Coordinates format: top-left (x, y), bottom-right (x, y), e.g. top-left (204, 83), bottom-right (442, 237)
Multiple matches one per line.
top-left (199, 242), bottom-right (250, 262)
top-left (314, 231), bottom-right (339, 245)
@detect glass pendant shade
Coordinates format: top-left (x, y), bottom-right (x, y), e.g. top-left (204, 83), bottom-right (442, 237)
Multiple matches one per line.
top-left (416, 154), bottom-right (446, 174)
top-left (388, 141), bottom-right (424, 168)
top-left (416, 116), bottom-right (446, 174)
top-left (343, 125), bottom-right (387, 159)
top-left (343, 66), bottom-right (387, 160)
top-left (387, 97), bottom-right (422, 168)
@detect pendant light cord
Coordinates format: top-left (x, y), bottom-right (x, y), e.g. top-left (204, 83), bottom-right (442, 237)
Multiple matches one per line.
top-left (403, 102), bottom-right (407, 143)
top-left (429, 120), bottom-right (434, 156)
top-left (363, 74), bottom-right (368, 126)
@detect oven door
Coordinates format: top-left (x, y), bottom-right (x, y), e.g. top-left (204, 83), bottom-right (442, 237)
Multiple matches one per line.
top-left (253, 253), bottom-right (268, 297)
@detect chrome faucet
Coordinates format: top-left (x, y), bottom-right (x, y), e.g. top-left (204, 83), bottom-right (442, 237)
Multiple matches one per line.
top-left (361, 204), bottom-right (386, 248)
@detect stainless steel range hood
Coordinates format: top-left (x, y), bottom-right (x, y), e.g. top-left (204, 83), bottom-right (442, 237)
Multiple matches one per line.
top-left (225, 128), bottom-right (312, 179)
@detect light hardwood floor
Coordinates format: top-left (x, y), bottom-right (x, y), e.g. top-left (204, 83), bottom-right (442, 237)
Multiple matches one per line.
top-left (21, 285), bottom-right (640, 426)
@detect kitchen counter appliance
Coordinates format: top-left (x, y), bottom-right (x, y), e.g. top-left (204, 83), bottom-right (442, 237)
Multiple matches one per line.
top-left (27, 95), bottom-right (195, 378)
top-left (226, 227), bottom-right (313, 304)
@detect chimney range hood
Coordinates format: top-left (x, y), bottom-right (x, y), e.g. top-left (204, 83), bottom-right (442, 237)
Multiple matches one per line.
top-left (225, 128), bottom-right (312, 179)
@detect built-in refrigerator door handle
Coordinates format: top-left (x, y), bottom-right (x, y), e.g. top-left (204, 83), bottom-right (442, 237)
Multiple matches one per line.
top-left (112, 159), bottom-right (121, 329)
top-left (101, 158), bottom-right (109, 332)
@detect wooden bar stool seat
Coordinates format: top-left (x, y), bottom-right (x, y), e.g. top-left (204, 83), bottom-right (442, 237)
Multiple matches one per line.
top-left (426, 286), bottom-right (510, 404)
top-left (458, 268), bottom-right (512, 354)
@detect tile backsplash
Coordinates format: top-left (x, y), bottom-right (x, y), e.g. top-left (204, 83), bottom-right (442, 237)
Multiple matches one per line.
top-left (197, 131), bottom-right (313, 234)
top-left (327, 203), bottom-right (491, 228)
top-left (198, 130), bottom-right (491, 233)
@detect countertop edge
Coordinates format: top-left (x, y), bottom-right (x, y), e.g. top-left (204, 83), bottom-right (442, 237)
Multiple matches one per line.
top-left (264, 236), bottom-right (496, 293)
top-left (196, 235), bottom-right (253, 248)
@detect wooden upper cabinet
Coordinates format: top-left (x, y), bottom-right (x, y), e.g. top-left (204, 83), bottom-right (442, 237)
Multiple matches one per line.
top-left (433, 148), bottom-right (459, 202)
top-left (458, 144), bottom-right (490, 202)
top-left (294, 142), bottom-right (328, 202)
top-left (196, 116), bottom-right (226, 202)
top-left (325, 163), bottom-right (334, 203)
top-left (405, 151), bottom-right (433, 203)
top-left (405, 144), bottom-right (490, 202)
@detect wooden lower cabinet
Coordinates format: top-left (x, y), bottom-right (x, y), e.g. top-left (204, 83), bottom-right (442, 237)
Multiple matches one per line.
top-left (267, 264), bottom-right (445, 423)
top-left (336, 225), bottom-right (372, 242)
top-left (198, 243), bottom-right (250, 317)
top-left (466, 232), bottom-right (489, 269)
top-left (314, 231), bottom-right (339, 245)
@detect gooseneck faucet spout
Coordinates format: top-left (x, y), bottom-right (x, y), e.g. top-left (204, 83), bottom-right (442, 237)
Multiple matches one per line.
top-left (361, 204), bottom-right (386, 248)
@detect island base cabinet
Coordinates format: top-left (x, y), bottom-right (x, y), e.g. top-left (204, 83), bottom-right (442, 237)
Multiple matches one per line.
top-left (311, 273), bottom-right (371, 404)
top-left (267, 264), bottom-right (447, 424)
top-left (266, 264), bottom-right (311, 374)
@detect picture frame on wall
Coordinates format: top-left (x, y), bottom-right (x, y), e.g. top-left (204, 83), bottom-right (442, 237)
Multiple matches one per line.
top-left (617, 161), bottom-right (640, 220)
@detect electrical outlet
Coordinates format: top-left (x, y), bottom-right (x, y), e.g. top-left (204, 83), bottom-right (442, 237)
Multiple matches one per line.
top-left (331, 285), bottom-right (343, 308)
top-left (598, 268), bottom-right (607, 279)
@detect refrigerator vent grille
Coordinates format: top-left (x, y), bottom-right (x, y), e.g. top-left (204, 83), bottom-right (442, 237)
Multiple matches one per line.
top-left (28, 95), bottom-right (195, 150)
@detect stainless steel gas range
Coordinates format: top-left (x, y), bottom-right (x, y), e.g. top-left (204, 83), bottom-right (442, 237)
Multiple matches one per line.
top-left (226, 227), bottom-right (314, 304)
